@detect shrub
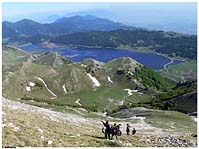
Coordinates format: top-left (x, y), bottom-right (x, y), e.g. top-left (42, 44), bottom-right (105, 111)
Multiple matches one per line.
top-left (35, 81), bottom-right (43, 89)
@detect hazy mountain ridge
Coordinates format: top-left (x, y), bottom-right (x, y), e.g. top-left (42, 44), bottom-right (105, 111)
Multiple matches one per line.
top-left (2, 15), bottom-right (134, 38)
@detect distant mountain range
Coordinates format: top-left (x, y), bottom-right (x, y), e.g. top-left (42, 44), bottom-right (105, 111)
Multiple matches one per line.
top-left (3, 6), bottom-right (196, 35)
top-left (2, 15), bottom-right (134, 38)
top-left (2, 15), bottom-right (197, 60)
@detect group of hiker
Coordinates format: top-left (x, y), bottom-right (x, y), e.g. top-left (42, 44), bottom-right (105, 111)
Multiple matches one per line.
top-left (101, 120), bottom-right (136, 140)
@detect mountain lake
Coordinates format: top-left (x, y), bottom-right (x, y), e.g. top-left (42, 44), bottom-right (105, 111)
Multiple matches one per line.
top-left (18, 44), bottom-right (183, 70)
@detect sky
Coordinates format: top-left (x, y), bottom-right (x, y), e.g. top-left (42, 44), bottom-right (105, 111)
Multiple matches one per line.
top-left (3, 2), bottom-right (196, 20)
top-left (2, 2), bottom-right (197, 34)
top-left (3, 2), bottom-right (109, 18)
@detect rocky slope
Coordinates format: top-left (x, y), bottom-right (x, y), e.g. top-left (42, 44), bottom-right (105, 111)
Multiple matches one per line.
top-left (2, 98), bottom-right (197, 147)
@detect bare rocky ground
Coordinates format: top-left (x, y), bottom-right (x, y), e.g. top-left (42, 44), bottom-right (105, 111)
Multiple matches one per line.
top-left (2, 98), bottom-right (197, 147)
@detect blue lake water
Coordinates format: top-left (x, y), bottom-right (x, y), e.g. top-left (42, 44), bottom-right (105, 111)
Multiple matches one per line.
top-left (18, 44), bottom-right (183, 70)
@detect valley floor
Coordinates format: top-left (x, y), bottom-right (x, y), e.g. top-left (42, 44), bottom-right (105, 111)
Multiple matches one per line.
top-left (2, 98), bottom-right (197, 147)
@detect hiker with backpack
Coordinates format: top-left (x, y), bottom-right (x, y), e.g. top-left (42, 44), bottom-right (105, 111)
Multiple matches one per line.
top-left (111, 123), bottom-right (122, 140)
top-left (126, 123), bottom-right (136, 135)
top-left (132, 127), bottom-right (136, 135)
top-left (126, 123), bottom-right (131, 135)
top-left (101, 120), bottom-right (111, 140)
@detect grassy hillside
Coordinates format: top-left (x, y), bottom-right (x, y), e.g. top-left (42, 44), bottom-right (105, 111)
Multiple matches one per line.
top-left (3, 98), bottom-right (197, 147)
top-left (3, 62), bottom-right (58, 100)
top-left (2, 45), bottom-right (197, 147)
top-left (120, 81), bottom-right (197, 114)
top-left (3, 45), bottom-right (70, 68)
top-left (2, 46), bottom-right (196, 115)
top-left (31, 51), bottom-right (71, 67)
top-left (160, 60), bottom-right (197, 82)
top-left (163, 91), bottom-right (197, 114)
top-left (2, 46), bottom-right (177, 113)
top-left (3, 45), bottom-right (29, 67)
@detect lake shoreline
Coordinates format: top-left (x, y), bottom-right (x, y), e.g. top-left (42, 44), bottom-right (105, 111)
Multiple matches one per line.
top-left (17, 43), bottom-right (187, 61)
top-left (16, 43), bottom-right (184, 70)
